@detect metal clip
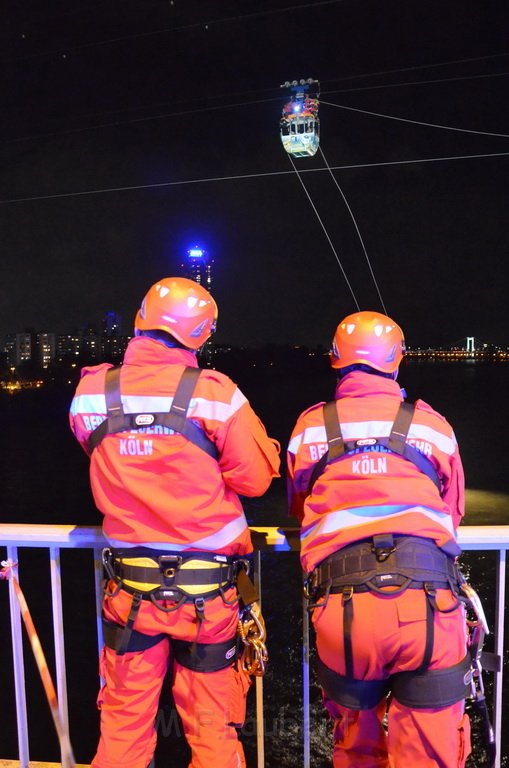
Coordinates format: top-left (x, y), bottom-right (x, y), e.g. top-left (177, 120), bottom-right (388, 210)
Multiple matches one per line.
top-left (461, 581), bottom-right (490, 634)
top-left (238, 602), bottom-right (268, 677)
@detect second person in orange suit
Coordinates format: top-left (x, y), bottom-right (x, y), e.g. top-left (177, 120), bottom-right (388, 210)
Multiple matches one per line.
top-left (287, 311), bottom-right (471, 768)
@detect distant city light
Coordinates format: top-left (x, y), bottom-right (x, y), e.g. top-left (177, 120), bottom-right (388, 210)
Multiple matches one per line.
top-left (188, 246), bottom-right (205, 259)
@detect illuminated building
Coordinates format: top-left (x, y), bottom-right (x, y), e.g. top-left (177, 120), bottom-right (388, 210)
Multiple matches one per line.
top-left (37, 333), bottom-right (56, 368)
top-left (180, 246), bottom-right (214, 290)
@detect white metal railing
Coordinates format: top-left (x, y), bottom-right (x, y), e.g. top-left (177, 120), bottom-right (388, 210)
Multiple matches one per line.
top-left (0, 524), bottom-right (507, 768)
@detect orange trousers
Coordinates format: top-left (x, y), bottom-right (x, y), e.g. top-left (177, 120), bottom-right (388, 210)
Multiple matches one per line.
top-left (312, 588), bottom-right (471, 768)
top-left (92, 585), bottom-right (251, 768)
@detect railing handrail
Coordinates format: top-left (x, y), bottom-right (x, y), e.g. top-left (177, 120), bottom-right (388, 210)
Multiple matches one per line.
top-left (1, 523), bottom-right (507, 768)
top-left (2, 522), bottom-right (509, 548)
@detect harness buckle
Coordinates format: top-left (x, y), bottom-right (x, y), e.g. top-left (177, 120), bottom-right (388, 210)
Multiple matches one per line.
top-left (342, 585), bottom-right (354, 603)
top-left (158, 555), bottom-right (183, 584)
top-left (371, 534), bottom-right (395, 562)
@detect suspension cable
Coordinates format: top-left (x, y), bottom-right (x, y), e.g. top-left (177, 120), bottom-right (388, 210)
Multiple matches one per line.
top-left (318, 146), bottom-right (387, 314)
top-left (287, 154), bottom-right (360, 310)
top-left (321, 100), bottom-right (509, 139)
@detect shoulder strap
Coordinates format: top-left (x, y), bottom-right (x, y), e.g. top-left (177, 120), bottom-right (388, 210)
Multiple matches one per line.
top-left (388, 401), bottom-right (415, 454)
top-left (306, 402), bottom-right (343, 493)
top-left (307, 400), bottom-right (441, 496)
top-left (87, 366), bottom-right (218, 459)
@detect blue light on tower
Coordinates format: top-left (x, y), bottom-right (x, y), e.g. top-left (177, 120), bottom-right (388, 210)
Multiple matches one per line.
top-left (181, 244), bottom-right (214, 289)
top-left (188, 247), bottom-right (205, 259)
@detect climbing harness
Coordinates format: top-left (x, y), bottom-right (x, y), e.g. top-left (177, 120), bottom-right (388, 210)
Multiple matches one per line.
top-left (102, 548), bottom-right (268, 675)
top-left (1, 559), bottom-right (76, 768)
top-left (306, 535), bottom-right (500, 763)
top-left (102, 547), bottom-right (242, 656)
top-left (88, 365), bottom-right (218, 459)
top-left (307, 400), bottom-right (441, 495)
top-left (307, 534), bottom-right (464, 709)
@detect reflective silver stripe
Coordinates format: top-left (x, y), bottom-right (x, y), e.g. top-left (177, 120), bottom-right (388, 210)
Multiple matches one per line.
top-left (289, 419), bottom-right (455, 456)
top-left (106, 514), bottom-right (249, 552)
top-left (70, 393), bottom-right (106, 416)
top-left (71, 389), bottom-right (247, 425)
top-left (302, 505), bottom-right (456, 541)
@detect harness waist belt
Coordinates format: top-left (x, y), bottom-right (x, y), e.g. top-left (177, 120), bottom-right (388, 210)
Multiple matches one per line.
top-left (314, 535), bottom-right (457, 591)
top-left (105, 548), bottom-right (242, 596)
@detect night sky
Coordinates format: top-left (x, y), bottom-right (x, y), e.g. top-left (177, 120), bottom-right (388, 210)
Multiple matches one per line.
top-left (2, 0), bottom-right (509, 349)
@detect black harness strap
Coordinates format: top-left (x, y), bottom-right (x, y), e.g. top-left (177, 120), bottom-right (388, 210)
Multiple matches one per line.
top-left (102, 617), bottom-right (238, 672)
top-left (88, 366), bottom-right (218, 459)
top-left (116, 591), bottom-right (143, 656)
top-left (388, 401), bottom-right (414, 454)
top-left (307, 400), bottom-right (441, 495)
top-left (317, 653), bottom-right (472, 712)
top-left (172, 636), bottom-right (238, 672)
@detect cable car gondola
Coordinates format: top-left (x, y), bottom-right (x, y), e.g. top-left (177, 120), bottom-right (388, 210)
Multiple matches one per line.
top-left (280, 78), bottom-right (320, 158)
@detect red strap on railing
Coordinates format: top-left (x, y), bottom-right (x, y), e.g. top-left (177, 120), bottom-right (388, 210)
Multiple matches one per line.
top-left (1, 559), bottom-right (76, 768)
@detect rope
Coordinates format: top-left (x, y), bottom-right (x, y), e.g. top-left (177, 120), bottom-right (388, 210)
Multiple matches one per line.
top-left (1, 559), bottom-right (76, 768)
top-left (318, 146), bottom-right (387, 314)
top-left (3, 150), bottom-right (509, 205)
top-left (287, 154), bottom-right (360, 310)
top-left (321, 100), bottom-right (509, 139)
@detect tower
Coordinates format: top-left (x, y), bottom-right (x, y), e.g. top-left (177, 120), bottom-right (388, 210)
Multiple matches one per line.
top-left (180, 246), bottom-right (214, 290)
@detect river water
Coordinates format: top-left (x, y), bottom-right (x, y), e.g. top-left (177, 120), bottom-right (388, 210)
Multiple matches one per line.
top-left (0, 360), bottom-right (508, 766)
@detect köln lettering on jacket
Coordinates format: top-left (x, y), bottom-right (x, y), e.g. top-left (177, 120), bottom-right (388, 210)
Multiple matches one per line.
top-left (352, 456), bottom-right (388, 475)
top-left (120, 437), bottom-right (153, 456)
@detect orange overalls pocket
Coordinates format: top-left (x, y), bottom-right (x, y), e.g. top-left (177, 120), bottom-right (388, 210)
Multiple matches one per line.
top-left (227, 664), bottom-right (252, 727)
top-left (458, 712), bottom-right (471, 767)
top-left (96, 645), bottom-right (108, 710)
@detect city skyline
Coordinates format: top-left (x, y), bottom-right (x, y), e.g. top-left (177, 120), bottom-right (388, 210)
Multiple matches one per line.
top-left (2, 2), bottom-right (509, 348)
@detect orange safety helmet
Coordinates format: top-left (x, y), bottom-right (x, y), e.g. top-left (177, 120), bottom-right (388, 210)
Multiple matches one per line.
top-left (330, 311), bottom-right (405, 374)
top-left (134, 277), bottom-right (218, 350)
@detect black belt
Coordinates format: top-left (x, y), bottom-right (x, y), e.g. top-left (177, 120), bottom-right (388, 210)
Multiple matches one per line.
top-left (310, 535), bottom-right (460, 597)
top-left (103, 548), bottom-right (246, 602)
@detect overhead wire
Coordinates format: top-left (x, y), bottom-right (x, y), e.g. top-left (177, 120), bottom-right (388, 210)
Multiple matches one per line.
top-left (320, 99), bottom-right (509, 139)
top-left (4, 0), bottom-right (346, 63)
top-left (287, 154), bottom-right (360, 311)
top-left (318, 146), bottom-right (387, 314)
top-left (5, 67), bottom-right (509, 146)
top-left (2, 150), bottom-right (509, 206)
top-left (323, 69), bottom-right (509, 97)
top-left (322, 51), bottom-right (509, 86)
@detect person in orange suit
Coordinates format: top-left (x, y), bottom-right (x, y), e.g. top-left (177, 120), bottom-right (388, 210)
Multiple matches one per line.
top-left (287, 311), bottom-right (471, 767)
top-left (70, 276), bottom-right (280, 768)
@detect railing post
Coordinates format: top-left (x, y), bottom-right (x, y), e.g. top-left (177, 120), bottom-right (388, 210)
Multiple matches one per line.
top-left (7, 545), bottom-right (30, 768)
top-left (493, 548), bottom-right (506, 768)
top-left (93, 547), bottom-right (104, 662)
top-left (49, 545), bottom-right (71, 764)
top-left (302, 585), bottom-right (310, 768)
top-left (254, 549), bottom-right (265, 768)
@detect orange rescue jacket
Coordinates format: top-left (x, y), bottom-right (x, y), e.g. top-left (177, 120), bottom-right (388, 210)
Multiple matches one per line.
top-left (287, 371), bottom-right (464, 572)
top-left (70, 336), bottom-right (280, 554)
